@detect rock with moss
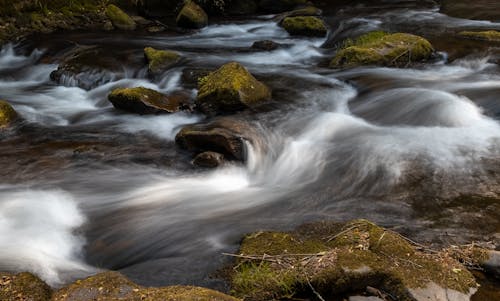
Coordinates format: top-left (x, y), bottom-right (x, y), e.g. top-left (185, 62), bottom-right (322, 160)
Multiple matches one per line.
top-left (459, 30), bottom-right (500, 42)
top-left (144, 47), bottom-right (181, 75)
top-left (193, 151), bottom-right (225, 168)
top-left (281, 16), bottom-right (327, 37)
top-left (105, 4), bottom-right (136, 30)
top-left (0, 272), bottom-right (51, 301)
top-left (196, 62), bottom-right (271, 115)
top-left (276, 5), bottom-right (322, 22)
top-left (108, 87), bottom-right (191, 114)
top-left (0, 100), bottom-right (18, 128)
top-left (52, 271), bottom-right (240, 301)
top-left (176, 1), bottom-right (208, 29)
top-left (176, 117), bottom-right (258, 161)
top-left (259, 0), bottom-right (308, 13)
top-left (330, 31), bottom-right (434, 68)
top-left (230, 219), bottom-right (478, 301)
top-left (252, 40), bottom-right (282, 51)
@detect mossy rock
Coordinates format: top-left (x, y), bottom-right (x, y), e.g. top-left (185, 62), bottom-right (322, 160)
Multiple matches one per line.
top-left (0, 272), bottom-right (51, 301)
top-left (176, 117), bottom-right (257, 161)
top-left (144, 47), bottom-right (181, 75)
top-left (276, 6), bottom-right (322, 23)
top-left (105, 4), bottom-right (136, 30)
top-left (231, 219), bottom-right (478, 301)
top-left (176, 1), bottom-right (208, 29)
top-left (258, 0), bottom-right (308, 13)
top-left (108, 87), bottom-right (191, 114)
top-left (52, 271), bottom-right (240, 301)
top-left (196, 62), bottom-right (271, 115)
top-left (0, 100), bottom-right (18, 128)
top-left (459, 30), bottom-right (500, 42)
top-left (281, 16), bottom-right (327, 37)
top-left (330, 31), bottom-right (434, 68)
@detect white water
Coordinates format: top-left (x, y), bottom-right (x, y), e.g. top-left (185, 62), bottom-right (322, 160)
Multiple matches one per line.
top-left (0, 10), bottom-right (500, 287)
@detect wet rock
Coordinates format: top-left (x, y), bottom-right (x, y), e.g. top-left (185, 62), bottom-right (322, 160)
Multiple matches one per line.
top-left (181, 67), bottom-right (213, 88)
top-left (440, 0), bottom-right (500, 21)
top-left (251, 40), bottom-right (281, 51)
top-left (50, 46), bottom-right (128, 90)
top-left (330, 31), bottom-right (434, 68)
top-left (226, 0), bottom-right (258, 15)
top-left (258, 0), bottom-right (308, 13)
top-left (230, 219), bottom-right (478, 301)
top-left (459, 31), bottom-right (500, 42)
top-left (176, 117), bottom-right (256, 161)
top-left (105, 4), bottom-right (136, 31)
top-left (281, 16), bottom-right (328, 37)
top-left (196, 62), bottom-right (271, 115)
top-left (0, 100), bottom-right (18, 128)
top-left (144, 47), bottom-right (181, 75)
top-left (108, 87), bottom-right (191, 114)
top-left (52, 271), bottom-right (240, 301)
top-left (192, 151), bottom-right (225, 168)
top-left (176, 1), bottom-right (208, 29)
top-left (0, 272), bottom-right (51, 301)
top-left (276, 5), bottom-right (323, 22)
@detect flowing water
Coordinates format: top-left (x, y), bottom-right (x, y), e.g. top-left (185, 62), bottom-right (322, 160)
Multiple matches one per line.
top-left (0, 2), bottom-right (500, 294)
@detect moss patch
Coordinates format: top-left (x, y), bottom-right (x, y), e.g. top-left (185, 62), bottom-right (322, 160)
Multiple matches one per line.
top-left (0, 100), bottom-right (18, 128)
top-left (281, 16), bottom-right (327, 37)
top-left (176, 0), bottom-right (208, 29)
top-left (230, 219), bottom-right (477, 301)
top-left (0, 272), bottom-right (51, 301)
top-left (108, 86), bottom-right (189, 114)
top-left (330, 31), bottom-right (434, 68)
top-left (105, 4), bottom-right (136, 30)
top-left (144, 47), bottom-right (181, 75)
top-left (459, 30), bottom-right (500, 42)
top-left (196, 62), bottom-right (271, 114)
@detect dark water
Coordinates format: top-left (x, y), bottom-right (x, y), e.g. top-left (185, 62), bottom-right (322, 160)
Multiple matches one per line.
top-left (0, 2), bottom-right (499, 296)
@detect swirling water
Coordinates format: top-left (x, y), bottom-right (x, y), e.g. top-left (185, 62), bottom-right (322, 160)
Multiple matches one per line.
top-left (0, 5), bottom-right (499, 292)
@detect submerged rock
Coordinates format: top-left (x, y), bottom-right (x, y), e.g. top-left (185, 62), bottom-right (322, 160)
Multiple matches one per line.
top-left (193, 151), bottom-right (225, 168)
top-left (459, 30), bottom-right (500, 42)
top-left (144, 47), bottom-right (181, 75)
top-left (0, 100), bottom-right (18, 128)
top-left (176, 117), bottom-right (257, 161)
top-left (108, 87), bottom-right (191, 114)
top-left (281, 16), bottom-right (328, 37)
top-left (251, 40), bottom-right (281, 51)
top-left (176, 1), bottom-right (208, 29)
top-left (258, 0), bottom-right (308, 13)
top-left (196, 62), bottom-right (271, 115)
top-left (0, 272), bottom-right (51, 301)
top-left (230, 219), bottom-right (478, 301)
top-left (330, 31), bottom-right (434, 68)
top-left (105, 4), bottom-right (136, 31)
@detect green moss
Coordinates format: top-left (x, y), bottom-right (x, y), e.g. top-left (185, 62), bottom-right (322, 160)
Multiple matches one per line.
top-left (144, 47), bottom-right (181, 75)
top-left (0, 100), bottom-right (18, 128)
top-left (0, 272), bottom-right (51, 301)
top-left (281, 16), bottom-right (327, 37)
top-left (459, 30), bottom-right (500, 42)
top-left (176, 0), bottom-right (208, 29)
top-left (105, 4), bottom-right (136, 30)
top-left (230, 219), bottom-right (477, 301)
top-left (108, 86), bottom-right (184, 114)
top-left (330, 32), bottom-right (434, 68)
top-left (196, 62), bottom-right (271, 114)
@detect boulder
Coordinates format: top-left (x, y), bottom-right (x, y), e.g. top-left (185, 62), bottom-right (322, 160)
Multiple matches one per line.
top-left (276, 5), bottom-right (323, 21)
top-left (181, 67), bottom-right (213, 88)
top-left (0, 100), bottom-right (18, 128)
top-left (108, 87), bottom-right (191, 114)
top-left (196, 62), bottom-right (271, 115)
top-left (176, 117), bottom-right (256, 161)
top-left (176, 1), bottom-right (208, 29)
top-left (330, 31), bottom-right (434, 68)
top-left (192, 151), bottom-right (225, 168)
top-left (51, 271), bottom-right (240, 301)
top-left (281, 16), bottom-right (328, 37)
top-left (258, 0), bottom-right (308, 13)
top-left (459, 30), bottom-right (500, 42)
top-left (251, 40), bottom-right (281, 51)
top-left (144, 47), bottom-right (181, 75)
top-left (230, 219), bottom-right (478, 301)
top-left (105, 4), bottom-right (136, 31)
top-left (0, 272), bottom-right (51, 301)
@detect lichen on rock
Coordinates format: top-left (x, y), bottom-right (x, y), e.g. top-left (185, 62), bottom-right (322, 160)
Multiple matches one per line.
top-left (105, 4), bottom-right (136, 30)
top-left (196, 62), bottom-right (271, 115)
top-left (281, 16), bottom-right (327, 37)
top-left (330, 31), bottom-right (434, 68)
top-left (230, 219), bottom-right (478, 301)
top-left (144, 47), bottom-right (181, 75)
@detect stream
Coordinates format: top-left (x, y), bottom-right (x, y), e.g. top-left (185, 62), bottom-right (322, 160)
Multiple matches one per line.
top-left (0, 1), bottom-right (499, 296)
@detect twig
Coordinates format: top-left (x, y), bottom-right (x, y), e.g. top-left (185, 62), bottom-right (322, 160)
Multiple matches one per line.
top-left (306, 277), bottom-right (326, 301)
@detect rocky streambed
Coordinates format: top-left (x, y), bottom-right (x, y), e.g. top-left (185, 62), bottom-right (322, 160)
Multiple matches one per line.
top-left (0, 0), bottom-right (500, 300)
